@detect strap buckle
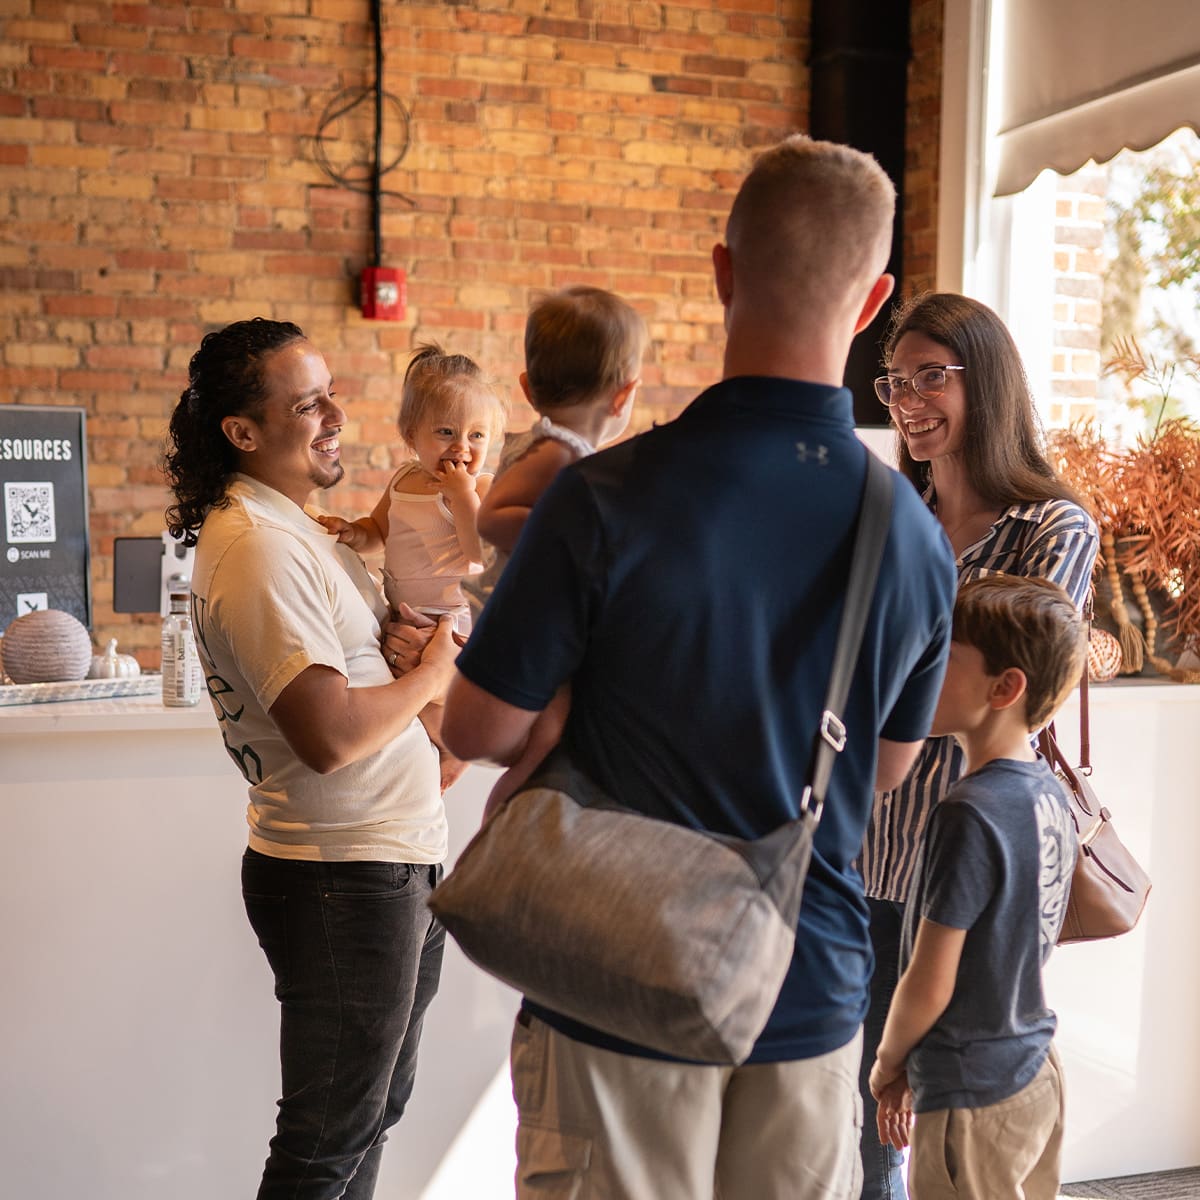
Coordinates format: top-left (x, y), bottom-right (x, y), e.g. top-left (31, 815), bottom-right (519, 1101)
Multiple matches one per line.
top-left (819, 709), bottom-right (847, 753)
top-left (798, 785), bottom-right (825, 824)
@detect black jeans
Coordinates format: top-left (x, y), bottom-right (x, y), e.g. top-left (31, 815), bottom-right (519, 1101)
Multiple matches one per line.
top-left (242, 849), bottom-right (445, 1200)
top-left (859, 896), bottom-right (907, 1200)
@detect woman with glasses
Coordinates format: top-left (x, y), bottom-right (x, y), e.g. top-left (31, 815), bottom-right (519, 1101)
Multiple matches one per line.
top-left (858, 293), bottom-right (1099, 1200)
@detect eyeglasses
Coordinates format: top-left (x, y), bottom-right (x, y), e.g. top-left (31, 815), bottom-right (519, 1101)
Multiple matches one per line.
top-left (873, 365), bottom-right (965, 407)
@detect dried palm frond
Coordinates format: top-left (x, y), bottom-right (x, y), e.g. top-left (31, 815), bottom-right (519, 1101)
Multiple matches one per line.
top-left (1118, 419), bottom-right (1200, 661)
top-left (1047, 422), bottom-right (1119, 528)
top-left (1048, 418), bottom-right (1200, 680)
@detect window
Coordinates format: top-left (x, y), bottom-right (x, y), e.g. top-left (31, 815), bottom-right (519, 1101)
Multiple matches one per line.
top-left (939, 0), bottom-right (1200, 436)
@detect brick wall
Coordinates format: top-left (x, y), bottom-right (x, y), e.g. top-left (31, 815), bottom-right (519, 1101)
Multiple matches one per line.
top-left (3, 1), bottom-right (945, 667)
top-left (1, 0), bottom-right (810, 662)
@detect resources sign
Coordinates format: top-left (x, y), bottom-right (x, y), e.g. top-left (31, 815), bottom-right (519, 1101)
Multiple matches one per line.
top-left (0, 406), bottom-right (90, 633)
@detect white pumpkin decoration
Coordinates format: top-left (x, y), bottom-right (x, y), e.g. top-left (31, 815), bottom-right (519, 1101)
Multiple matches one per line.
top-left (0, 609), bottom-right (94, 684)
top-left (89, 637), bottom-right (141, 679)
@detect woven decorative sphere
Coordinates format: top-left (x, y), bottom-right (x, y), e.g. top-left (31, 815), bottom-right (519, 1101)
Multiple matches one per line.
top-left (1087, 627), bottom-right (1123, 683)
top-left (0, 609), bottom-right (93, 684)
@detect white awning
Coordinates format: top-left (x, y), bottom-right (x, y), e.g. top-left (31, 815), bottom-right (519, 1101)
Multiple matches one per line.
top-left (994, 0), bottom-right (1200, 195)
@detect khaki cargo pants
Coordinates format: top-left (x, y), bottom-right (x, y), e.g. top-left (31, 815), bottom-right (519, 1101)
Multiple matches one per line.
top-left (510, 1011), bottom-right (864, 1200)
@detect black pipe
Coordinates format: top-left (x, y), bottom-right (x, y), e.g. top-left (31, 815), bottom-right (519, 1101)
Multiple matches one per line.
top-left (371, 0), bottom-right (383, 268)
top-left (808, 1), bottom-right (911, 425)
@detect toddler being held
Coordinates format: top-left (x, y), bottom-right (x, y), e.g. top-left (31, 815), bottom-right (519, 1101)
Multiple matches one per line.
top-left (474, 286), bottom-right (647, 818)
top-left (474, 286), bottom-right (646, 582)
top-left (321, 342), bottom-right (506, 637)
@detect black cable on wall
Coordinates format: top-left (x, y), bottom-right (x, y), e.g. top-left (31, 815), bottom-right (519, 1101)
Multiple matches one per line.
top-left (311, 1), bottom-right (413, 217)
top-left (371, 0), bottom-right (384, 269)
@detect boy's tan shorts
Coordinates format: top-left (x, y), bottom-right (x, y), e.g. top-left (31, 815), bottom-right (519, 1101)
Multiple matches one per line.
top-left (909, 1043), bottom-right (1065, 1200)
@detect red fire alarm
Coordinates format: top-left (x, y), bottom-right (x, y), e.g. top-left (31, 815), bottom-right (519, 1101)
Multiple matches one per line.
top-left (360, 266), bottom-right (406, 321)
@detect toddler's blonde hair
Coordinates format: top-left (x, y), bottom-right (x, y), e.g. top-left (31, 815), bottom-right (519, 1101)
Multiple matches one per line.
top-left (398, 342), bottom-right (506, 450)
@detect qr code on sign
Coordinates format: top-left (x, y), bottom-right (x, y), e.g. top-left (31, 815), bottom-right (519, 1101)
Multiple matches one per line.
top-left (4, 482), bottom-right (56, 544)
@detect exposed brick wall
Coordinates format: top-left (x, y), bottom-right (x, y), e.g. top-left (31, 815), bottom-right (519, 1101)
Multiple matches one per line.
top-left (903, 0), bottom-right (942, 299)
top-left (4, 1), bottom-right (950, 667)
top-left (1, 0), bottom-right (811, 663)
top-left (1049, 165), bottom-right (1106, 427)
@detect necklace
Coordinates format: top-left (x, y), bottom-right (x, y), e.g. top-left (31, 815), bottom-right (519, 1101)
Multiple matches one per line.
top-left (939, 507), bottom-right (999, 552)
top-left (931, 489), bottom-right (998, 549)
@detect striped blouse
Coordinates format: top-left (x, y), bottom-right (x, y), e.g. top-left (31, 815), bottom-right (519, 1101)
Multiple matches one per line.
top-left (861, 496), bottom-right (1100, 903)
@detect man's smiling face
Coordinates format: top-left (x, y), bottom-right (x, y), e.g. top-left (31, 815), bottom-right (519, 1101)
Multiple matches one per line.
top-left (232, 339), bottom-right (346, 506)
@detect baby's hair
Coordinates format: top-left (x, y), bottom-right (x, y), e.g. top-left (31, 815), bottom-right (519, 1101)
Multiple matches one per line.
top-left (952, 575), bottom-right (1086, 729)
top-left (398, 342), bottom-right (506, 447)
top-left (524, 286), bottom-right (647, 410)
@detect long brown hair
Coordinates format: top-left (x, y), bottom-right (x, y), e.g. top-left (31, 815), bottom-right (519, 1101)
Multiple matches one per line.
top-left (886, 293), bottom-right (1079, 506)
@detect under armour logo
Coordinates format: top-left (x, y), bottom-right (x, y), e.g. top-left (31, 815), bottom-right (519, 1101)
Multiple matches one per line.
top-left (796, 442), bottom-right (829, 465)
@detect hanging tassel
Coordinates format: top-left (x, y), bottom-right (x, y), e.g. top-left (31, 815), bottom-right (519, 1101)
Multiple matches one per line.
top-left (1103, 529), bottom-right (1143, 673)
top-left (1132, 572), bottom-right (1200, 681)
top-left (1146, 654), bottom-right (1200, 683)
top-left (1128, 571), bottom-right (1157, 659)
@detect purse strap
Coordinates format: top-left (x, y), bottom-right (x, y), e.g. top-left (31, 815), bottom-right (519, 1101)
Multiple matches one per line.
top-left (1047, 599), bottom-right (1092, 771)
top-left (800, 451), bottom-right (894, 823)
top-left (1078, 610), bottom-right (1091, 772)
top-left (1037, 593), bottom-right (1095, 806)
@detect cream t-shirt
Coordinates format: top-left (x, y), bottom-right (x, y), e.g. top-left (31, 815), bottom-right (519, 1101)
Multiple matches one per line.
top-left (191, 474), bottom-right (445, 863)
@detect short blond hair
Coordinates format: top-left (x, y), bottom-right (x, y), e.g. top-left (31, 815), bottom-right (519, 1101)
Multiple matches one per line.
top-left (725, 135), bottom-right (895, 316)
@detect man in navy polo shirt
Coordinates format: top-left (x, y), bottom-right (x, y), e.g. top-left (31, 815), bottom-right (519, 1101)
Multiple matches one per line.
top-left (442, 135), bottom-right (957, 1200)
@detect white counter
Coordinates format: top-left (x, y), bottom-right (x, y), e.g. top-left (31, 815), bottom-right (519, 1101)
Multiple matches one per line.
top-left (0, 691), bottom-right (218, 733)
top-left (0, 683), bottom-right (1195, 1193)
top-left (0, 695), bottom-right (515, 1200)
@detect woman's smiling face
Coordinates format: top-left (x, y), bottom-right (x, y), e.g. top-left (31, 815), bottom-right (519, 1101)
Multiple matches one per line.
top-left (888, 330), bottom-right (968, 465)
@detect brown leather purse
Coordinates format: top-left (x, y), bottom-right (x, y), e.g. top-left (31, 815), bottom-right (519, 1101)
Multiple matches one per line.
top-left (1038, 664), bottom-right (1152, 944)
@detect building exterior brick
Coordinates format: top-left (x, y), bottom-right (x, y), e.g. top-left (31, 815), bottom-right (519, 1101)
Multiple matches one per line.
top-left (1046, 163), bottom-right (1109, 428)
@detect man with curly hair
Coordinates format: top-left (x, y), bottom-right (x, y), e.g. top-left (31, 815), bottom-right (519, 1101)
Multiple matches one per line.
top-left (164, 318), bottom-right (458, 1200)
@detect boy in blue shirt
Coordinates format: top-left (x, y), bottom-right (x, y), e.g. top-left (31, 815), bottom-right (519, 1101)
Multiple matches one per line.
top-left (869, 574), bottom-right (1085, 1200)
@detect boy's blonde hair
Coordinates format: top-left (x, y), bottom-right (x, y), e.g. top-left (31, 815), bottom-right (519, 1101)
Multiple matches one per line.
top-left (952, 575), bottom-right (1086, 729)
top-left (725, 134), bottom-right (895, 318)
top-left (398, 342), bottom-right (506, 448)
top-left (524, 286), bottom-right (647, 410)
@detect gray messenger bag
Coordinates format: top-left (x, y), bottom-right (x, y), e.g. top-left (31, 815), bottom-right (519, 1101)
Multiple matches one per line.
top-left (429, 452), bottom-right (894, 1065)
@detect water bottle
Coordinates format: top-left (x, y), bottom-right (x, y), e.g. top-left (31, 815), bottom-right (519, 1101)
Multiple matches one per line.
top-left (161, 588), bottom-right (203, 707)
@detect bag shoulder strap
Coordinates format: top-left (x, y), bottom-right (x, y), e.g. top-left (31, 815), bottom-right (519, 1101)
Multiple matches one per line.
top-left (1078, 598), bottom-right (1092, 771)
top-left (801, 451), bottom-right (894, 823)
top-left (1037, 594), bottom-right (1095, 808)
